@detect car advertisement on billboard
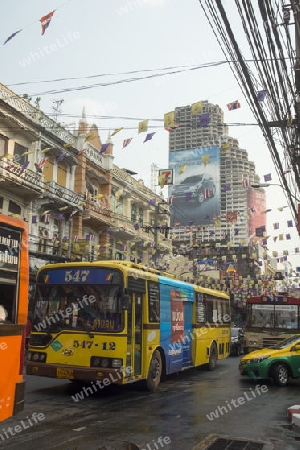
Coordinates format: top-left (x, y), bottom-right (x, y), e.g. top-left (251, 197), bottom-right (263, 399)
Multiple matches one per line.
top-left (168, 147), bottom-right (220, 227)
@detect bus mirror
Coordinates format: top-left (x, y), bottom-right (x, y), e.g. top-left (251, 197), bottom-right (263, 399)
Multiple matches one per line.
top-left (122, 295), bottom-right (130, 310)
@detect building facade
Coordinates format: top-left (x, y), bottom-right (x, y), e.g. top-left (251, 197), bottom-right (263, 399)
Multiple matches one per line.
top-left (0, 82), bottom-right (172, 288)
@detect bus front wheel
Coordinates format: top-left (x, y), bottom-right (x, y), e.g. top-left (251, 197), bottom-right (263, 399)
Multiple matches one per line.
top-left (146, 350), bottom-right (162, 392)
top-left (208, 343), bottom-right (218, 371)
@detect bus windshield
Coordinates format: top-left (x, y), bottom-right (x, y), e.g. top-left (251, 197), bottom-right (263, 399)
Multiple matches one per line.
top-left (246, 304), bottom-right (298, 329)
top-left (32, 284), bottom-right (124, 333)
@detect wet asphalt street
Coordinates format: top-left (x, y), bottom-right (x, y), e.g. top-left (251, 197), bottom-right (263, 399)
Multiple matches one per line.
top-left (1, 356), bottom-right (300, 450)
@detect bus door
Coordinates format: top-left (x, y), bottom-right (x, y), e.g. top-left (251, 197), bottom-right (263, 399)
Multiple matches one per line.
top-left (126, 292), bottom-right (142, 377)
top-left (182, 301), bottom-right (193, 368)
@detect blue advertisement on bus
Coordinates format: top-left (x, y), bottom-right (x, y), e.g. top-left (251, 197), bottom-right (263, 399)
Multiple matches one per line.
top-left (159, 277), bottom-right (194, 374)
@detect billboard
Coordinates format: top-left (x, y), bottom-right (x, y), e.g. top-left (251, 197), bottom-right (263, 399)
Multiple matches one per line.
top-left (168, 147), bottom-right (220, 227)
top-left (247, 188), bottom-right (266, 241)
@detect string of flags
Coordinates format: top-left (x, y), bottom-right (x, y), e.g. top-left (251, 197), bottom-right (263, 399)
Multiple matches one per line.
top-left (106, 92), bottom-right (270, 149)
top-left (3, 9), bottom-right (56, 44)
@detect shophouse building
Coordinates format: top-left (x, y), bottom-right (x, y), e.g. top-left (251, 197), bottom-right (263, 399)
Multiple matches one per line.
top-left (0, 82), bottom-right (172, 292)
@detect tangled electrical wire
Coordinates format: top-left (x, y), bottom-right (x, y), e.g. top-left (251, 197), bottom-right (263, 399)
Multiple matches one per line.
top-left (198, 0), bottom-right (300, 226)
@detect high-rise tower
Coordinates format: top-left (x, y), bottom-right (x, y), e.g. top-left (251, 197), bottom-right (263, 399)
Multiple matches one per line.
top-left (168, 101), bottom-right (266, 244)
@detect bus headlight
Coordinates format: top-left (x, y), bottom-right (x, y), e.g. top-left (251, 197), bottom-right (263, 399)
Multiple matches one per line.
top-left (100, 358), bottom-right (110, 368)
top-left (92, 357), bottom-right (101, 367)
top-left (28, 352), bottom-right (47, 362)
top-left (90, 357), bottom-right (123, 368)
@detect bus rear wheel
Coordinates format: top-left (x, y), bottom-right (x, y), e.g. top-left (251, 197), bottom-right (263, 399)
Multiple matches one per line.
top-left (208, 343), bottom-right (218, 371)
top-left (146, 350), bottom-right (162, 392)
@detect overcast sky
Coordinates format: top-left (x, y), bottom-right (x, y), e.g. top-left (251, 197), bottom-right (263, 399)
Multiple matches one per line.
top-left (1, 0), bottom-right (299, 269)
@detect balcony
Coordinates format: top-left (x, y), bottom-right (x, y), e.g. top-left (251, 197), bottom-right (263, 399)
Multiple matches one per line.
top-left (157, 235), bottom-right (173, 252)
top-left (44, 180), bottom-right (83, 208)
top-left (111, 218), bottom-right (136, 240)
top-left (0, 159), bottom-right (43, 198)
top-left (82, 200), bottom-right (112, 228)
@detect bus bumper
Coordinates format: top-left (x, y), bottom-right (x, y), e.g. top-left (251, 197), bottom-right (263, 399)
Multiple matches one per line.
top-left (26, 362), bottom-right (125, 384)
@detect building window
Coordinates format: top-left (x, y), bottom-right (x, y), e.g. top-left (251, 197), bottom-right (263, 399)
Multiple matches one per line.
top-left (0, 197), bottom-right (3, 209)
top-left (0, 135), bottom-right (8, 158)
top-left (14, 143), bottom-right (28, 165)
top-left (8, 200), bottom-right (21, 216)
top-left (139, 208), bottom-right (144, 227)
top-left (57, 162), bottom-right (67, 187)
top-left (44, 158), bottom-right (54, 183)
top-left (92, 185), bottom-right (99, 202)
top-left (115, 196), bottom-right (123, 215)
top-left (131, 204), bottom-right (136, 222)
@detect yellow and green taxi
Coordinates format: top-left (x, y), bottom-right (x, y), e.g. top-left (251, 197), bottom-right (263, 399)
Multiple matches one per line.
top-left (239, 335), bottom-right (300, 386)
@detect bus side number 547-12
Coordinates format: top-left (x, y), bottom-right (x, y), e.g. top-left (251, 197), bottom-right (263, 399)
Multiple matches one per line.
top-left (65, 270), bottom-right (90, 283)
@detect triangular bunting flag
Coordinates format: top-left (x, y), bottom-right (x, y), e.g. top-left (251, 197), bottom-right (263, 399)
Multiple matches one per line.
top-left (3, 30), bottom-right (22, 45)
top-left (143, 132), bottom-right (156, 143)
top-left (123, 138), bottom-right (133, 148)
top-left (111, 127), bottom-right (123, 137)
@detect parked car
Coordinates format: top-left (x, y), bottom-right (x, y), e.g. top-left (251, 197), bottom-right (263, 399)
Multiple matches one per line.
top-left (239, 335), bottom-right (300, 386)
top-left (230, 327), bottom-right (244, 356)
top-left (171, 173), bottom-right (216, 205)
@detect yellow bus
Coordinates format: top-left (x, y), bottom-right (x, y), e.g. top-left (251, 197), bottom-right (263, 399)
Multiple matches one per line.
top-left (27, 261), bottom-right (230, 390)
top-left (0, 214), bottom-right (29, 421)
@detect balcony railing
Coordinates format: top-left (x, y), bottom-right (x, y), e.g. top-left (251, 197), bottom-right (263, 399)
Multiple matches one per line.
top-left (112, 218), bottom-right (136, 237)
top-left (82, 200), bottom-right (112, 226)
top-left (0, 82), bottom-right (75, 146)
top-left (0, 159), bottom-right (44, 195)
top-left (44, 180), bottom-right (83, 207)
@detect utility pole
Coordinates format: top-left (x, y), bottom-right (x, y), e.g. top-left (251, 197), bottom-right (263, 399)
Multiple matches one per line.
top-left (67, 218), bottom-right (73, 260)
top-left (154, 204), bottom-right (159, 267)
top-left (290, 0), bottom-right (300, 234)
top-left (149, 202), bottom-right (170, 268)
top-left (192, 231), bottom-right (198, 282)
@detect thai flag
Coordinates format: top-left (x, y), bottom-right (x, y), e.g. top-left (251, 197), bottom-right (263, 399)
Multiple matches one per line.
top-left (38, 158), bottom-right (48, 169)
top-left (123, 138), bottom-right (133, 148)
top-left (227, 100), bottom-right (241, 111)
top-left (40, 11), bottom-right (54, 36)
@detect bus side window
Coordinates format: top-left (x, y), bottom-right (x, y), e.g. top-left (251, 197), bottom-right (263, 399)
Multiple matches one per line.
top-left (149, 301), bottom-right (160, 322)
